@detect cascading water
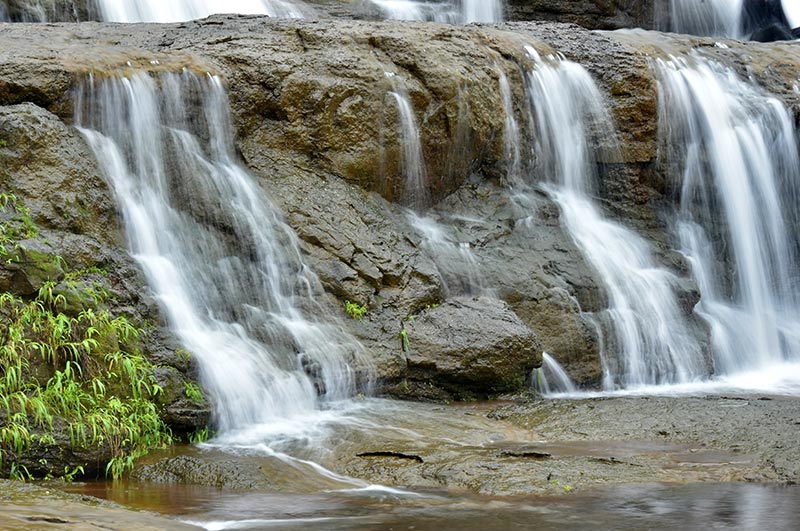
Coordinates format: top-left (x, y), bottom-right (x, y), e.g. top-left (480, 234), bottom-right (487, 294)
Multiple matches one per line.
top-left (664, 0), bottom-right (800, 39)
top-left (75, 71), bottom-right (366, 434)
top-left (666, 0), bottom-right (743, 38)
top-left (408, 213), bottom-right (489, 297)
top-left (0, 0), bottom-right (84, 21)
top-left (93, 0), bottom-right (307, 22)
top-left (462, 0), bottom-right (503, 23)
top-left (0, 0), bottom-right (307, 21)
top-left (520, 47), bottom-right (705, 388)
top-left (532, 353), bottom-right (578, 395)
top-left (499, 68), bottom-right (522, 183)
top-left (364, 0), bottom-right (503, 24)
top-left (656, 56), bottom-right (800, 381)
top-left (386, 79), bottom-right (431, 210)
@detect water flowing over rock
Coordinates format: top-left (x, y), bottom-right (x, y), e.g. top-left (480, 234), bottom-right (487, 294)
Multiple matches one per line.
top-left (93, 0), bottom-right (310, 22)
top-left (532, 352), bottom-right (577, 395)
top-left (75, 71), bottom-right (368, 431)
top-left (387, 84), bottom-right (430, 209)
top-left (656, 55), bottom-right (800, 376)
top-left (514, 47), bottom-right (706, 388)
top-left (666, 0), bottom-right (743, 38)
top-left (360, 0), bottom-right (503, 24)
top-left (0, 0), bottom-right (311, 21)
top-left (2, 13), bottom-right (800, 417)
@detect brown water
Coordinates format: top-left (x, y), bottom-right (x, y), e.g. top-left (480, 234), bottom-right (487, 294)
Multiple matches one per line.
top-left (63, 480), bottom-right (800, 531)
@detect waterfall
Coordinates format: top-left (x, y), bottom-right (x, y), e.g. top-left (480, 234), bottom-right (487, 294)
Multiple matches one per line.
top-left (499, 68), bottom-right (522, 183)
top-left (462, 0), bottom-right (503, 23)
top-left (75, 71), bottom-right (365, 434)
top-left (656, 56), bottom-right (800, 377)
top-left (520, 47), bottom-right (705, 388)
top-left (0, 0), bottom-right (83, 21)
top-left (94, 0), bottom-right (306, 22)
top-left (408, 213), bottom-right (489, 297)
top-left (387, 82), bottom-right (431, 210)
top-left (666, 0), bottom-right (743, 38)
top-left (786, 2), bottom-right (800, 28)
top-left (532, 353), bottom-right (578, 395)
top-left (364, 0), bottom-right (503, 23)
top-left (0, 0), bottom-right (308, 21)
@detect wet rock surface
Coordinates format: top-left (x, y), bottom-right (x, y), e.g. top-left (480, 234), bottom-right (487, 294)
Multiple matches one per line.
top-left (396, 296), bottom-right (542, 399)
top-left (333, 396), bottom-right (800, 495)
top-left (126, 395), bottom-right (800, 497)
top-left (506, 0), bottom-right (658, 30)
top-left (0, 479), bottom-right (197, 531)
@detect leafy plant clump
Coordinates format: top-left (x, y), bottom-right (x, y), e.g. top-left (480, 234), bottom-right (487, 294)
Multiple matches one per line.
top-left (0, 196), bottom-right (172, 480)
top-left (344, 300), bottom-right (367, 320)
top-left (183, 381), bottom-right (204, 402)
top-left (1, 192), bottom-right (38, 262)
top-left (0, 286), bottom-right (173, 480)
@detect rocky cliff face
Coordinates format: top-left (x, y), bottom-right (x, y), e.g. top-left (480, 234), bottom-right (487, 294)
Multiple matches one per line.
top-left (506, 0), bottom-right (658, 30)
top-left (2, 17), bottom-right (799, 410)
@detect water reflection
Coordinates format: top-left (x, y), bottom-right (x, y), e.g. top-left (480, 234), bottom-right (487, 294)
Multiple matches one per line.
top-left (70, 482), bottom-right (800, 531)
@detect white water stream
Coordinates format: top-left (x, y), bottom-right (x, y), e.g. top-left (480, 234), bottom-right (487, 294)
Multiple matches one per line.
top-left (387, 84), bottom-right (431, 210)
top-left (656, 55), bottom-right (800, 383)
top-left (94, 0), bottom-right (307, 22)
top-left (520, 47), bottom-right (706, 389)
top-left (667, 0), bottom-right (744, 38)
top-left (532, 353), bottom-right (577, 395)
top-left (365, 0), bottom-right (503, 24)
top-left (666, 0), bottom-right (800, 39)
top-left (408, 213), bottom-right (489, 297)
top-left (0, 0), bottom-right (308, 21)
top-left (75, 72), bottom-right (367, 435)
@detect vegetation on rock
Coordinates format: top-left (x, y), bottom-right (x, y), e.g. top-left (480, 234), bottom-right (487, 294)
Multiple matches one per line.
top-left (344, 300), bottom-right (367, 320)
top-left (0, 194), bottom-right (173, 480)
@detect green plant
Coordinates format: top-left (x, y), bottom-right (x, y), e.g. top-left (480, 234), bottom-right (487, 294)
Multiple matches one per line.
top-left (399, 329), bottom-right (409, 352)
top-left (183, 381), bottom-right (204, 402)
top-left (187, 427), bottom-right (209, 444)
top-left (548, 478), bottom-right (573, 493)
top-left (344, 300), bottom-right (367, 320)
top-left (0, 193), bottom-right (38, 263)
top-left (0, 198), bottom-right (172, 481)
top-left (0, 290), bottom-right (173, 479)
top-left (44, 464), bottom-right (85, 483)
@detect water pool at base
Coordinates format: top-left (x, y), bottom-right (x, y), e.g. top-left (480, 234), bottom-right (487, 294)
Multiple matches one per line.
top-left (63, 481), bottom-right (800, 531)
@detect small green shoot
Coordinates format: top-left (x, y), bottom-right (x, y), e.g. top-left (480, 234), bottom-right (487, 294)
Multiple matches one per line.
top-left (344, 300), bottom-right (367, 320)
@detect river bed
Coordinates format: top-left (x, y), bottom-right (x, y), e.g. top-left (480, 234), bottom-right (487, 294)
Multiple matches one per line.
top-left (3, 394), bottom-right (799, 530)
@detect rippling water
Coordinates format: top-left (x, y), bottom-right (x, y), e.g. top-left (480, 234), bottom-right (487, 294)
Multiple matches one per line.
top-left (64, 481), bottom-right (800, 531)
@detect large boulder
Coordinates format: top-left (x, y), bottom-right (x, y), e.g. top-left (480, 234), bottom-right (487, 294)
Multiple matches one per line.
top-left (394, 296), bottom-right (542, 399)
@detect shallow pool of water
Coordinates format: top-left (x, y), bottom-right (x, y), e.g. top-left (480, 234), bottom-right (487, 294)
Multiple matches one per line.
top-left (67, 481), bottom-right (800, 531)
